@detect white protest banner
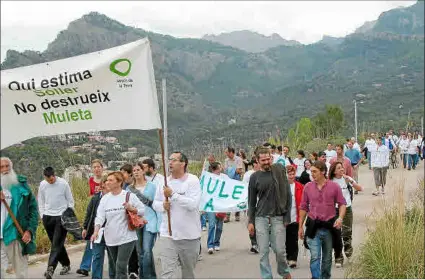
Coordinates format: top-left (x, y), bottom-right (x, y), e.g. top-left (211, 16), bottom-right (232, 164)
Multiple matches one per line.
top-left (1, 38), bottom-right (161, 150)
top-left (199, 171), bottom-right (248, 212)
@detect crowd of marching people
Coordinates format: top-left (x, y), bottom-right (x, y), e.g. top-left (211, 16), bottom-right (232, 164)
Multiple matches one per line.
top-left (0, 129), bottom-right (423, 279)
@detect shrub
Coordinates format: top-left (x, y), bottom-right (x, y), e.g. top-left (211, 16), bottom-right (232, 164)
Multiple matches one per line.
top-left (345, 179), bottom-right (425, 279)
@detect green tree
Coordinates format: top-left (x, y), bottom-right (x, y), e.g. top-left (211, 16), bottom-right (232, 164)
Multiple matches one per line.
top-left (287, 117), bottom-right (314, 151)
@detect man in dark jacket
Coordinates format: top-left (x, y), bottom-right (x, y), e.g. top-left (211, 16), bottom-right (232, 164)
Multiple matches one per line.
top-left (247, 147), bottom-right (292, 279)
top-left (1, 157), bottom-right (39, 279)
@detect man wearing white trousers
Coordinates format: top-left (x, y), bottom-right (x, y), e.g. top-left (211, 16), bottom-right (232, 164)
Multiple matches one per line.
top-left (0, 157), bottom-right (39, 279)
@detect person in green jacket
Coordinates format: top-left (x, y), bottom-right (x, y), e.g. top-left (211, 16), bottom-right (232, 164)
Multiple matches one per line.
top-left (1, 157), bottom-right (39, 279)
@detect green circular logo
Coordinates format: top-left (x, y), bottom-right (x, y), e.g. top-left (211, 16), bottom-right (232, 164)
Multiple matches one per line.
top-left (109, 58), bottom-right (132, 76)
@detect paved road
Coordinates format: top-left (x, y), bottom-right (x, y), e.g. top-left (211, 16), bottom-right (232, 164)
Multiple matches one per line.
top-left (19, 164), bottom-right (423, 279)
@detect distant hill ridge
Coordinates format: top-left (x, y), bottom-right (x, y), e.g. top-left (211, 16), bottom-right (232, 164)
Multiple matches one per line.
top-left (202, 30), bottom-right (301, 53)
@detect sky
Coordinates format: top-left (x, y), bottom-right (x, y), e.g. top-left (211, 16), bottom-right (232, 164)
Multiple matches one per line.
top-left (1, 1), bottom-right (417, 62)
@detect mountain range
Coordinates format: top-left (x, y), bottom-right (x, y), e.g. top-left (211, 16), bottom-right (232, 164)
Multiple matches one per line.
top-left (1, 1), bottom-right (424, 156)
top-left (202, 30), bottom-right (301, 53)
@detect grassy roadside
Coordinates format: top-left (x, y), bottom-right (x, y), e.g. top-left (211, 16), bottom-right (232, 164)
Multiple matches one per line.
top-left (345, 178), bottom-right (424, 279)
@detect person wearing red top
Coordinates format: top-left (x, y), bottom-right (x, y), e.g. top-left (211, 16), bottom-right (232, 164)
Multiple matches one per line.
top-left (88, 159), bottom-right (104, 196)
top-left (76, 159), bottom-right (104, 277)
top-left (329, 144), bottom-right (353, 178)
top-left (285, 165), bottom-right (304, 269)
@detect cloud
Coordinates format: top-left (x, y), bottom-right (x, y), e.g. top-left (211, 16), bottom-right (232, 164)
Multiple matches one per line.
top-left (1, 1), bottom-right (416, 62)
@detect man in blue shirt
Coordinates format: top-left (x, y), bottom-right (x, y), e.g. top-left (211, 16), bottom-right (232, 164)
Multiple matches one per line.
top-left (344, 140), bottom-right (363, 192)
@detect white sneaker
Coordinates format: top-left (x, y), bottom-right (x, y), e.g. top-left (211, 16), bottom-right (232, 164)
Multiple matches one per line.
top-left (202, 227), bottom-right (207, 231)
top-left (214, 246), bottom-right (220, 251)
top-left (208, 248), bottom-right (214, 254)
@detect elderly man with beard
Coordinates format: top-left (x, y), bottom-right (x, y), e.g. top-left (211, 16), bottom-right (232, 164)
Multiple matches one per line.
top-left (247, 147), bottom-right (292, 279)
top-left (0, 157), bottom-right (39, 279)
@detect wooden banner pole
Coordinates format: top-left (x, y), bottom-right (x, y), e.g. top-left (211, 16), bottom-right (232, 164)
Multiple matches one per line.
top-left (158, 129), bottom-right (172, 236)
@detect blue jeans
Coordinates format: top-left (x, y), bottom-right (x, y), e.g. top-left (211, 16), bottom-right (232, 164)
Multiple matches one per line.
top-left (80, 241), bottom-right (92, 271)
top-left (92, 241), bottom-right (115, 279)
top-left (402, 154), bottom-right (408, 168)
top-left (414, 153), bottom-right (419, 166)
top-left (255, 216), bottom-right (290, 279)
top-left (206, 212), bottom-right (223, 249)
top-left (307, 228), bottom-right (333, 279)
top-left (407, 154), bottom-right (417, 169)
top-left (200, 213), bottom-right (207, 228)
top-left (136, 227), bottom-right (158, 279)
top-left (367, 151), bottom-right (371, 169)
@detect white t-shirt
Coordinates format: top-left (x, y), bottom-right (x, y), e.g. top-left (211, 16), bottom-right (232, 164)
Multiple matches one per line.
top-left (324, 150), bottom-right (337, 163)
top-left (370, 144), bottom-right (390, 168)
top-left (289, 183), bottom-right (297, 223)
top-left (38, 177), bottom-right (75, 218)
top-left (243, 170), bottom-right (255, 184)
top-left (293, 158), bottom-right (306, 177)
top-left (365, 139), bottom-right (376, 151)
top-left (408, 139), bottom-right (419, 155)
top-left (153, 173), bottom-right (201, 240)
top-left (353, 142), bottom-right (361, 152)
top-left (398, 139), bottom-right (409, 154)
top-left (0, 189), bottom-right (12, 239)
top-left (332, 176), bottom-right (354, 207)
top-left (95, 190), bottom-right (145, 246)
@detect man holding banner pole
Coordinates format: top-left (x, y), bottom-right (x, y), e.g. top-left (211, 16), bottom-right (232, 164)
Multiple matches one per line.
top-left (247, 147), bottom-right (292, 279)
top-left (153, 151), bottom-right (201, 278)
top-left (1, 157), bottom-right (39, 279)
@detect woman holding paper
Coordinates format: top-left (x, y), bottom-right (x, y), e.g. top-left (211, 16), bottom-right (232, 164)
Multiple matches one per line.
top-left (79, 174), bottom-right (115, 279)
top-left (91, 172), bottom-right (145, 279)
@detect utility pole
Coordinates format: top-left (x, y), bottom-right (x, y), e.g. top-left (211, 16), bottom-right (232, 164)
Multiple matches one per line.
top-left (406, 110), bottom-right (411, 132)
top-left (354, 100), bottom-right (358, 142)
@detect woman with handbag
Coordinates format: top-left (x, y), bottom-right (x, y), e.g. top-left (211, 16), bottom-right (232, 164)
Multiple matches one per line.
top-left (206, 162), bottom-right (226, 255)
top-left (91, 172), bottom-right (146, 279)
top-left (328, 162), bottom-right (363, 268)
top-left (128, 162), bottom-right (161, 279)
